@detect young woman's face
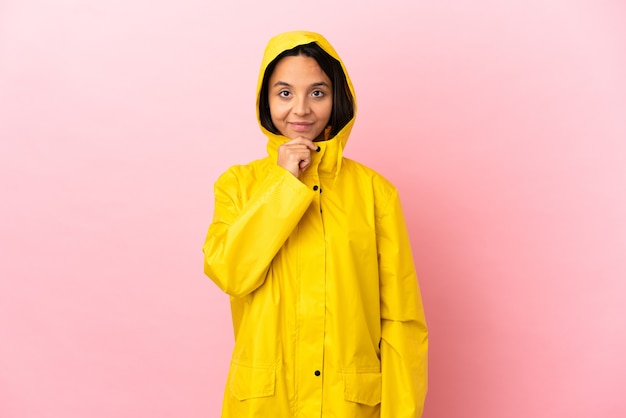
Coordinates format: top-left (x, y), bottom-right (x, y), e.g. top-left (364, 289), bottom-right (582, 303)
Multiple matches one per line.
top-left (268, 55), bottom-right (333, 142)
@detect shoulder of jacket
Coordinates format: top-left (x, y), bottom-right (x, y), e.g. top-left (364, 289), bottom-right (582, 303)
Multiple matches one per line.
top-left (342, 158), bottom-right (398, 196)
top-left (215, 157), bottom-right (272, 186)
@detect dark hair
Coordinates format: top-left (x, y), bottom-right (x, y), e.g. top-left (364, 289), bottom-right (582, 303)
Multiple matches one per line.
top-left (259, 42), bottom-right (354, 138)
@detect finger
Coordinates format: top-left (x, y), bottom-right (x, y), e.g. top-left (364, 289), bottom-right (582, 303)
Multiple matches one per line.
top-left (293, 137), bottom-right (318, 151)
top-left (280, 146), bottom-right (312, 161)
top-left (298, 160), bottom-right (310, 174)
top-left (286, 137), bottom-right (318, 151)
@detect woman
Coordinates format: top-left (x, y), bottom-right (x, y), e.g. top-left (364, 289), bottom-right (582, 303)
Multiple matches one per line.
top-left (203, 31), bottom-right (428, 417)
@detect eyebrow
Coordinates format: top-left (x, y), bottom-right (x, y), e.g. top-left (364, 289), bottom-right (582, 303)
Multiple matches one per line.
top-left (273, 81), bottom-right (331, 88)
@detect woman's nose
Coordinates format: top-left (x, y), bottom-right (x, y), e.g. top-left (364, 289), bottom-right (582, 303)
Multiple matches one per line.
top-left (293, 97), bottom-right (310, 115)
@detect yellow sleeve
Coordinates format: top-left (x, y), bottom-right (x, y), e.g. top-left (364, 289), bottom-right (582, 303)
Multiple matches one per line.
top-left (377, 188), bottom-right (428, 417)
top-left (203, 165), bottom-right (314, 297)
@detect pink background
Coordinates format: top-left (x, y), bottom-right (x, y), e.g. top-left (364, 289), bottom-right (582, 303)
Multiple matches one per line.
top-left (1, 0), bottom-right (625, 417)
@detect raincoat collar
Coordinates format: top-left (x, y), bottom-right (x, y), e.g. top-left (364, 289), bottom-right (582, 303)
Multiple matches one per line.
top-left (257, 31), bottom-right (357, 180)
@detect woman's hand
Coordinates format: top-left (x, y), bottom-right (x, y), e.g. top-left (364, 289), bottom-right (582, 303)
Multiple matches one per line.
top-left (277, 137), bottom-right (318, 178)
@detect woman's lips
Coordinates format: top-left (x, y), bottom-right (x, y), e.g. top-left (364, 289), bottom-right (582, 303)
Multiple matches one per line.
top-left (289, 122), bottom-right (314, 132)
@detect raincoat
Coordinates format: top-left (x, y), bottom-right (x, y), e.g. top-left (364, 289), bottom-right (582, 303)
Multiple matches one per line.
top-left (203, 31), bottom-right (428, 417)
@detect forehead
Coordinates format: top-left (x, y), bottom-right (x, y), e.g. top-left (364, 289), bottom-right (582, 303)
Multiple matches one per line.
top-left (269, 55), bottom-right (331, 85)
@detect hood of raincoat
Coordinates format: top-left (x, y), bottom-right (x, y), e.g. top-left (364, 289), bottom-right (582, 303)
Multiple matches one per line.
top-left (256, 31), bottom-right (357, 177)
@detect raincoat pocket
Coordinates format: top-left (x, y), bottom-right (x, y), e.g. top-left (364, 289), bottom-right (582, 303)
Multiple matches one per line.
top-left (343, 371), bottom-right (382, 406)
top-left (229, 362), bottom-right (276, 401)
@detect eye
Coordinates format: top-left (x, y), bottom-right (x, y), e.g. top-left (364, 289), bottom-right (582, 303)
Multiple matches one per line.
top-left (278, 90), bottom-right (291, 98)
top-left (311, 90), bottom-right (325, 97)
